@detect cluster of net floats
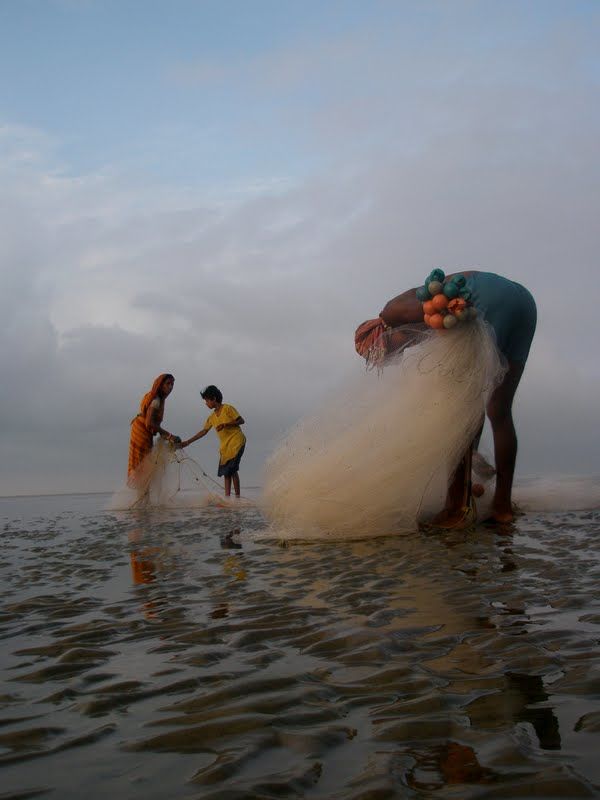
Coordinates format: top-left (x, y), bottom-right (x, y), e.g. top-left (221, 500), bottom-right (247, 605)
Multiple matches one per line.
top-left (416, 268), bottom-right (478, 330)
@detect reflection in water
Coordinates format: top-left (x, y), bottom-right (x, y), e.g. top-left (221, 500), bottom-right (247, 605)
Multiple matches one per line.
top-left (130, 550), bottom-right (158, 585)
top-left (509, 672), bottom-right (562, 751)
top-left (220, 528), bottom-right (242, 549)
top-left (210, 603), bottom-right (229, 619)
top-left (406, 741), bottom-right (495, 790)
top-left (128, 527), bottom-right (167, 619)
top-left (467, 672), bottom-right (561, 750)
top-left (128, 527), bottom-right (159, 585)
top-left (222, 555), bottom-right (246, 581)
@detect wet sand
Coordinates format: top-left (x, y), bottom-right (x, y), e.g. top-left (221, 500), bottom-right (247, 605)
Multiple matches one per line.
top-left (1, 493), bottom-right (599, 798)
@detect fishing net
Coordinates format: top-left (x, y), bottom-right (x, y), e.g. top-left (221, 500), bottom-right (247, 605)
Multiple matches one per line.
top-left (108, 440), bottom-right (240, 510)
top-left (262, 320), bottom-right (506, 540)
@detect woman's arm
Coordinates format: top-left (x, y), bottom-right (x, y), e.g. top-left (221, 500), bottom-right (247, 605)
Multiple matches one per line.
top-left (145, 404), bottom-right (174, 440)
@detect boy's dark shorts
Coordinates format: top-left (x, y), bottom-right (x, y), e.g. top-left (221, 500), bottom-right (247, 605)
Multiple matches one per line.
top-left (218, 444), bottom-right (245, 477)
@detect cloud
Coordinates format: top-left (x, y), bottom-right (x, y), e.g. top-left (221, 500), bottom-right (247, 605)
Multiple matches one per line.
top-left (1, 8), bottom-right (599, 494)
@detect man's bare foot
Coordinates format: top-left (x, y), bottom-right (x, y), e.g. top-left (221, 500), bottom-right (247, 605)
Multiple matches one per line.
top-left (483, 509), bottom-right (514, 526)
top-left (428, 507), bottom-right (474, 530)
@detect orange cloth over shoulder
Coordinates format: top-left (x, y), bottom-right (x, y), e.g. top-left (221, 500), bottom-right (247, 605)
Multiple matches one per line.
top-left (127, 374), bottom-right (169, 483)
top-left (354, 317), bottom-right (389, 368)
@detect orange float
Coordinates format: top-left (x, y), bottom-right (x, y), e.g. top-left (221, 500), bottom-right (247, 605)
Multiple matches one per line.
top-left (431, 293), bottom-right (448, 312)
top-left (448, 297), bottom-right (467, 314)
top-left (420, 274), bottom-right (475, 330)
top-left (428, 313), bottom-right (445, 329)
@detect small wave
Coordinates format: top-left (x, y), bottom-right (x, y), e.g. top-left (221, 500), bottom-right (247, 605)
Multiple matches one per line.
top-left (514, 475), bottom-right (600, 511)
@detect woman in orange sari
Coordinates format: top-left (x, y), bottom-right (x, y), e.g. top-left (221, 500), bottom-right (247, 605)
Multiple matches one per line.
top-left (127, 374), bottom-right (178, 487)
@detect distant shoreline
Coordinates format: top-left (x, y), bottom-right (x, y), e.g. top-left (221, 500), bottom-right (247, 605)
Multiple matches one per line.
top-left (0, 486), bottom-right (264, 500)
top-left (0, 490), bottom-right (113, 500)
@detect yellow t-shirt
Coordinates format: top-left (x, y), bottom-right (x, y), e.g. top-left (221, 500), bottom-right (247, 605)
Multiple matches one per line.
top-left (203, 404), bottom-right (246, 464)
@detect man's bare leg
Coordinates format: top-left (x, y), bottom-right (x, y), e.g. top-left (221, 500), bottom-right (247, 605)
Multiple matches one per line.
top-left (486, 361), bottom-right (524, 523)
top-left (430, 446), bottom-right (474, 527)
top-left (431, 411), bottom-right (485, 527)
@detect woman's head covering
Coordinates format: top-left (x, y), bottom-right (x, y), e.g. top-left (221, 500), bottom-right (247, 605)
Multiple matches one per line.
top-left (140, 374), bottom-right (173, 416)
top-left (354, 317), bottom-right (389, 369)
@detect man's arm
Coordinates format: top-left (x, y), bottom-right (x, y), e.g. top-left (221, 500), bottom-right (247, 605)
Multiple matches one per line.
top-left (380, 288), bottom-right (424, 327)
top-left (380, 272), bottom-right (476, 328)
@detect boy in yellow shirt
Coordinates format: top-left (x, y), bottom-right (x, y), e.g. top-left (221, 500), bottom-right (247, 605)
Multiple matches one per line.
top-left (180, 385), bottom-right (246, 497)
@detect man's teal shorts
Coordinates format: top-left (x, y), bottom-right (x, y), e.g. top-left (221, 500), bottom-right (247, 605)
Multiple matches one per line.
top-left (466, 272), bottom-right (537, 364)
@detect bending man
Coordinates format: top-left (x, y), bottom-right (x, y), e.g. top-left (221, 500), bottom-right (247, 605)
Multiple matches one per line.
top-left (357, 271), bottom-right (536, 524)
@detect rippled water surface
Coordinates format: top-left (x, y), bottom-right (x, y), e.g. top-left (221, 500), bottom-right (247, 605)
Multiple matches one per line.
top-left (1, 493), bottom-right (599, 799)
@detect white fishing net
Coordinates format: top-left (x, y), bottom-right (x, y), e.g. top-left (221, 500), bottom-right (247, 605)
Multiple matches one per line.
top-left (108, 440), bottom-right (232, 510)
top-left (262, 320), bottom-right (506, 540)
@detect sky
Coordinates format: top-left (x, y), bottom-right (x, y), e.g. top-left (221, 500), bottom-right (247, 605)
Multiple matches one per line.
top-left (1, 0), bottom-right (599, 495)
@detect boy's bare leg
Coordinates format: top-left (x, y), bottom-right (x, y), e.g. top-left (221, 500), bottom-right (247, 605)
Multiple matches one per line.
top-left (224, 476), bottom-right (232, 497)
top-left (232, 473), bottom-right (240, 497)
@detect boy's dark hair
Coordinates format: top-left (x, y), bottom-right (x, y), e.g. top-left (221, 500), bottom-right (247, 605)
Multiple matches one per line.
top-left (201, 385), bottom-right (223, 403)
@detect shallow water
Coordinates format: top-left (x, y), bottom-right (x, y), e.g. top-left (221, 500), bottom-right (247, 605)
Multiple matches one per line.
top-left (1, 493), bottom-right (599, 799)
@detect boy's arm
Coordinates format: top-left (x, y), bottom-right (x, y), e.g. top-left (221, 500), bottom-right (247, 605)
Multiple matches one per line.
top-left (180, 427), bottom-right (209, 448)
top-left (216, 414), bottom-right (244, 432)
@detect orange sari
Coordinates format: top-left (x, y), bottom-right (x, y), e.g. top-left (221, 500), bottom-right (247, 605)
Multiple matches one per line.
top-left (127, 374), bottom-right (168, 484)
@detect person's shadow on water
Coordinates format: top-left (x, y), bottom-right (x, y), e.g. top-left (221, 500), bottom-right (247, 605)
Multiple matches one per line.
top-left (220, 528), bottom-right (242, 549)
